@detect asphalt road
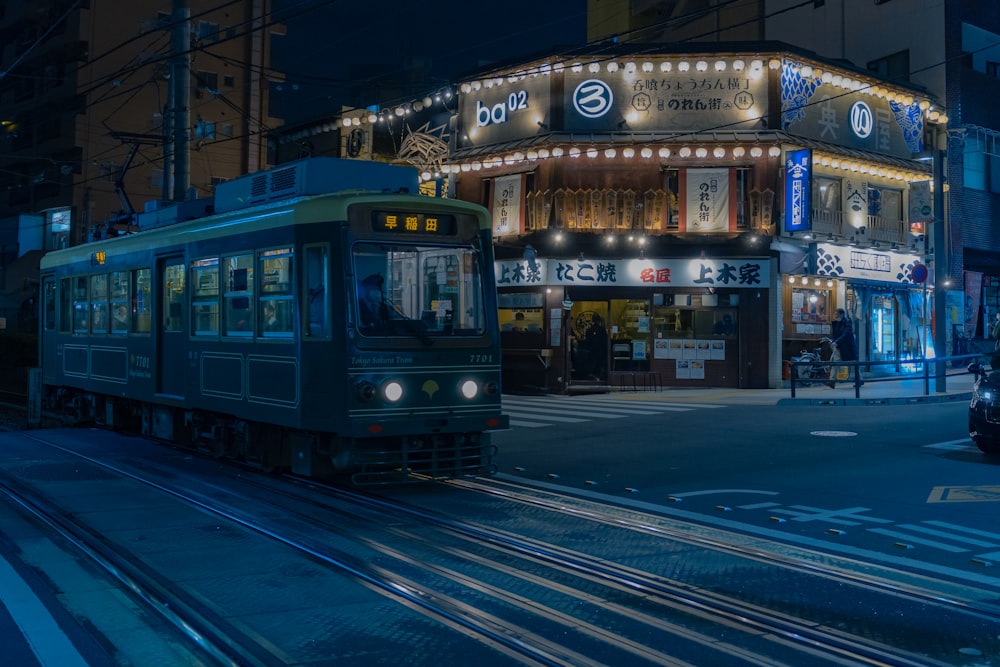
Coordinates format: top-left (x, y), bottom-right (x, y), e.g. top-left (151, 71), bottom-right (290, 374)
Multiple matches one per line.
top-left (491, 396), bottom-right (1000, 589)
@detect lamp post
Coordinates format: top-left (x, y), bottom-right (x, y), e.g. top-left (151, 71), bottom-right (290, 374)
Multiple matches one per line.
top-left (931, 128), bottom-right (947, 393)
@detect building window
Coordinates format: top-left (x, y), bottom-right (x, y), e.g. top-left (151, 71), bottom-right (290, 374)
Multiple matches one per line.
top-left (223, 74), bottom-right (235, 88)
top-left (195, 120), bottom-right (216, 139)
top-left (987, 61), bottom-right (1000, 79)
top-left (195, 71), bottom-right (218, 98)
top-left (100, 163), bottom-right (120, 182)
top-left (867, 50), bottom-right (910, 82)
top-left (197, 21), bottom-right (219, 41)
top-left (963, 133), bottom-right (1000, 193)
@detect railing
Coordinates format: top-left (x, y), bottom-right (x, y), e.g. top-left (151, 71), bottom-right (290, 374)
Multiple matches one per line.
top-left (789, 352), bottom-right (988, 399)
top-left (808, 210), bottom-right (909, 245)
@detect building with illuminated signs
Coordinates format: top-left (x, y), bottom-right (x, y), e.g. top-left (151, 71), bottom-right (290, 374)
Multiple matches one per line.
top-left (444, 43), bottom-right (947, 392)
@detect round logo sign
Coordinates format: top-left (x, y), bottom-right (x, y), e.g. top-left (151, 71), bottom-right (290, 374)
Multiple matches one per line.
top-left (911, 262), bottom-right (928, 284)
top-left (849, 101), bottom-right (874, 139)
top-left (573, 79), bottom-right (614, 119)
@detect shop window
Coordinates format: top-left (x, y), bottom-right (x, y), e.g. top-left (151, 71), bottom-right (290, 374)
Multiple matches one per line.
top-left (611, 299), bottom-right (651, 371)
top-left (652, 303), bottom-right (738, 338)
top-left (790, 287), bottom-right (830, 325)
top-left (501, 308), bottom-right (543, 332)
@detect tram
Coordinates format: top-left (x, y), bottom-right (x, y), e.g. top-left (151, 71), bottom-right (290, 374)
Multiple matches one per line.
top-left (38, 158), bottom-right (507, 483)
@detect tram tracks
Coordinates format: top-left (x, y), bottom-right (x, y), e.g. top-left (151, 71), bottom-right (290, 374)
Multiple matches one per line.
top-left (0, 428), bottom-right (997, 665)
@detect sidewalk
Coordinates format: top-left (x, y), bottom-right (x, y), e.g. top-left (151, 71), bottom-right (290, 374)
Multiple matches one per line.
top-left (597, 371), bottom-right (976, 407)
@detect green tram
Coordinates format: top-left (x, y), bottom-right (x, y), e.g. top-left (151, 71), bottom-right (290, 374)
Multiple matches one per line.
top-left (39, 158), bottom-right (507, 483)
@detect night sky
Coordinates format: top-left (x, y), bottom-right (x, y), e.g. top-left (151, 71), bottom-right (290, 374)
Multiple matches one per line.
top-left (270, 0), bottom-right (588, 125)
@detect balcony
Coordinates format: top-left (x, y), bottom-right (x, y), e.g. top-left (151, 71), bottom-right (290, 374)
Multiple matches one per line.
top-left (809, 209), bottom-right (909, 246)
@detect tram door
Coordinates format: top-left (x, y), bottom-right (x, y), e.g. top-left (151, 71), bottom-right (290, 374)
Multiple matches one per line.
top-left (157, 257), bottom-right (187, 396)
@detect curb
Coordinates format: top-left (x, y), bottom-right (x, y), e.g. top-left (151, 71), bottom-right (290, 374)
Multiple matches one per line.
top-left (777, 392), bottom-right (972, 407)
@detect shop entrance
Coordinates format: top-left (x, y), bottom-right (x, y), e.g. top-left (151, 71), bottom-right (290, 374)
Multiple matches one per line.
top-left (871, 294), bottom-right (897, 363)
top-left (569, 301), bottom-right (610, 383)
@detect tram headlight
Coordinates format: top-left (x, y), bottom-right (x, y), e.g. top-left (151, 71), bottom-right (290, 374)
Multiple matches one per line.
top-left (460, 379), bottom-right (479, 399)
top-left (382, 380), bottom-right (404, 402)
top-left (484, 381), bottom-right (499, 396)
top-left (357, 381), bottom-right (377, 401)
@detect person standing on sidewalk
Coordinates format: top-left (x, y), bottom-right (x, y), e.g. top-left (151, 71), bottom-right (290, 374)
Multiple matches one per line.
top-left (828, 307), bottom-right (860, 387)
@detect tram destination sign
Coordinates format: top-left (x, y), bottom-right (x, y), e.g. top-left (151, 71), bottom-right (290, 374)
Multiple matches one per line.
top-left (371, 211), bottom-right (456, 236)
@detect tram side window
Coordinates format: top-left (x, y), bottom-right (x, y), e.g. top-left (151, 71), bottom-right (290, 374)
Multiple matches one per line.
top-left (110, 271), bottom-right (129, 334)
top-left (163, 263), bottom-right (186, 332)
top-left (133, 268), bottom-right (151, 333)
top-left (191, 258), bottom-right (219, 336)
top-left (224, 254), bottom-right (254, 336)
top-left (91, 274), bottom-right (109, 334)
top-left (259, 248), bottom-right (293, 338)
top-left (72, 276), bottom-right (88, 334)
top-left (304, 245), bottom-right (329, 338)
top-left (58, 278), bottom-right (70, 333)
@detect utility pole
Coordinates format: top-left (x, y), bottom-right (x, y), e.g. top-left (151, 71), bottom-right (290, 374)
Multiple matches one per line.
top-left (171, 0), bottom-right (191, 201)
top-left (932, 127), bottom-right (947, 392)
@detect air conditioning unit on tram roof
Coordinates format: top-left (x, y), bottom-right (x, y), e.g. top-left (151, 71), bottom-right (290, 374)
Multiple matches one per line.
top-left (214, 157), bottom-right (420, 213)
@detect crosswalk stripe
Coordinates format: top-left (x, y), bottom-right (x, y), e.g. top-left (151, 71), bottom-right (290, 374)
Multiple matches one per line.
top-left (895, 523), bottom-right (1000, 548)
top-left (510, 395), bottom-right (726, 410)
top-left (866, 528), bottom-right (969, 553)
top-left (923, 439), bottom-right (976, 451)
top-left (502, 410), bottom-right (590, 423)
top-left (502, 403), bottom-right (694, 415)
top-left (506, 419), bottom-right (551, 428)
top-left (498, 393), bottom-right (722, 429)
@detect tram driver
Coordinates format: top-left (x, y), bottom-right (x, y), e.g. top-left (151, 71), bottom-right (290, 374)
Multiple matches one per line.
top-left (358, 274), bottom-right (389, 330)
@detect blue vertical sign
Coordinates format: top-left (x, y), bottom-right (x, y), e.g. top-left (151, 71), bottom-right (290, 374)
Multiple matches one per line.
top-left (784, 149), bottom-right (812, 233)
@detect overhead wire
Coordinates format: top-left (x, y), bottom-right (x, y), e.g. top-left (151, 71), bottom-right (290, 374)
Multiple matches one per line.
top-left (3, 0), bottom-right (993, 206)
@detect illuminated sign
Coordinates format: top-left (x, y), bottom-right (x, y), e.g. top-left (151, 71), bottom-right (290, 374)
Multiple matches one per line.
top-left (784, 149), bottom-right (812, 233)
top-left (849, 101), bottom-right (874, 138)
top-left (572, 79), bottom-right (614, 118)
top-left (495, 256), bottom-right (772, 288)
top-left (476, 89), bottom-right (530, 127)
top-left (371, 211), bottom-right (455, 235)
top-left (91, 250), bottom-right (106, 266)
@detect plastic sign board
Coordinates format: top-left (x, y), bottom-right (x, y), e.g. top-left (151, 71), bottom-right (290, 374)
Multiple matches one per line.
top-left (784, 149), bottom-right (812, 233)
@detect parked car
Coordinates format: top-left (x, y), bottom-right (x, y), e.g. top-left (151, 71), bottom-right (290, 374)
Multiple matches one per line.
top-left (968, 361), bottom-right (1000, 456)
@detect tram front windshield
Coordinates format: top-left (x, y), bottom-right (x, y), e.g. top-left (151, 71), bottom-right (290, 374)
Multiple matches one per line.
top-left (354, 242), bottom-right (487, 337)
